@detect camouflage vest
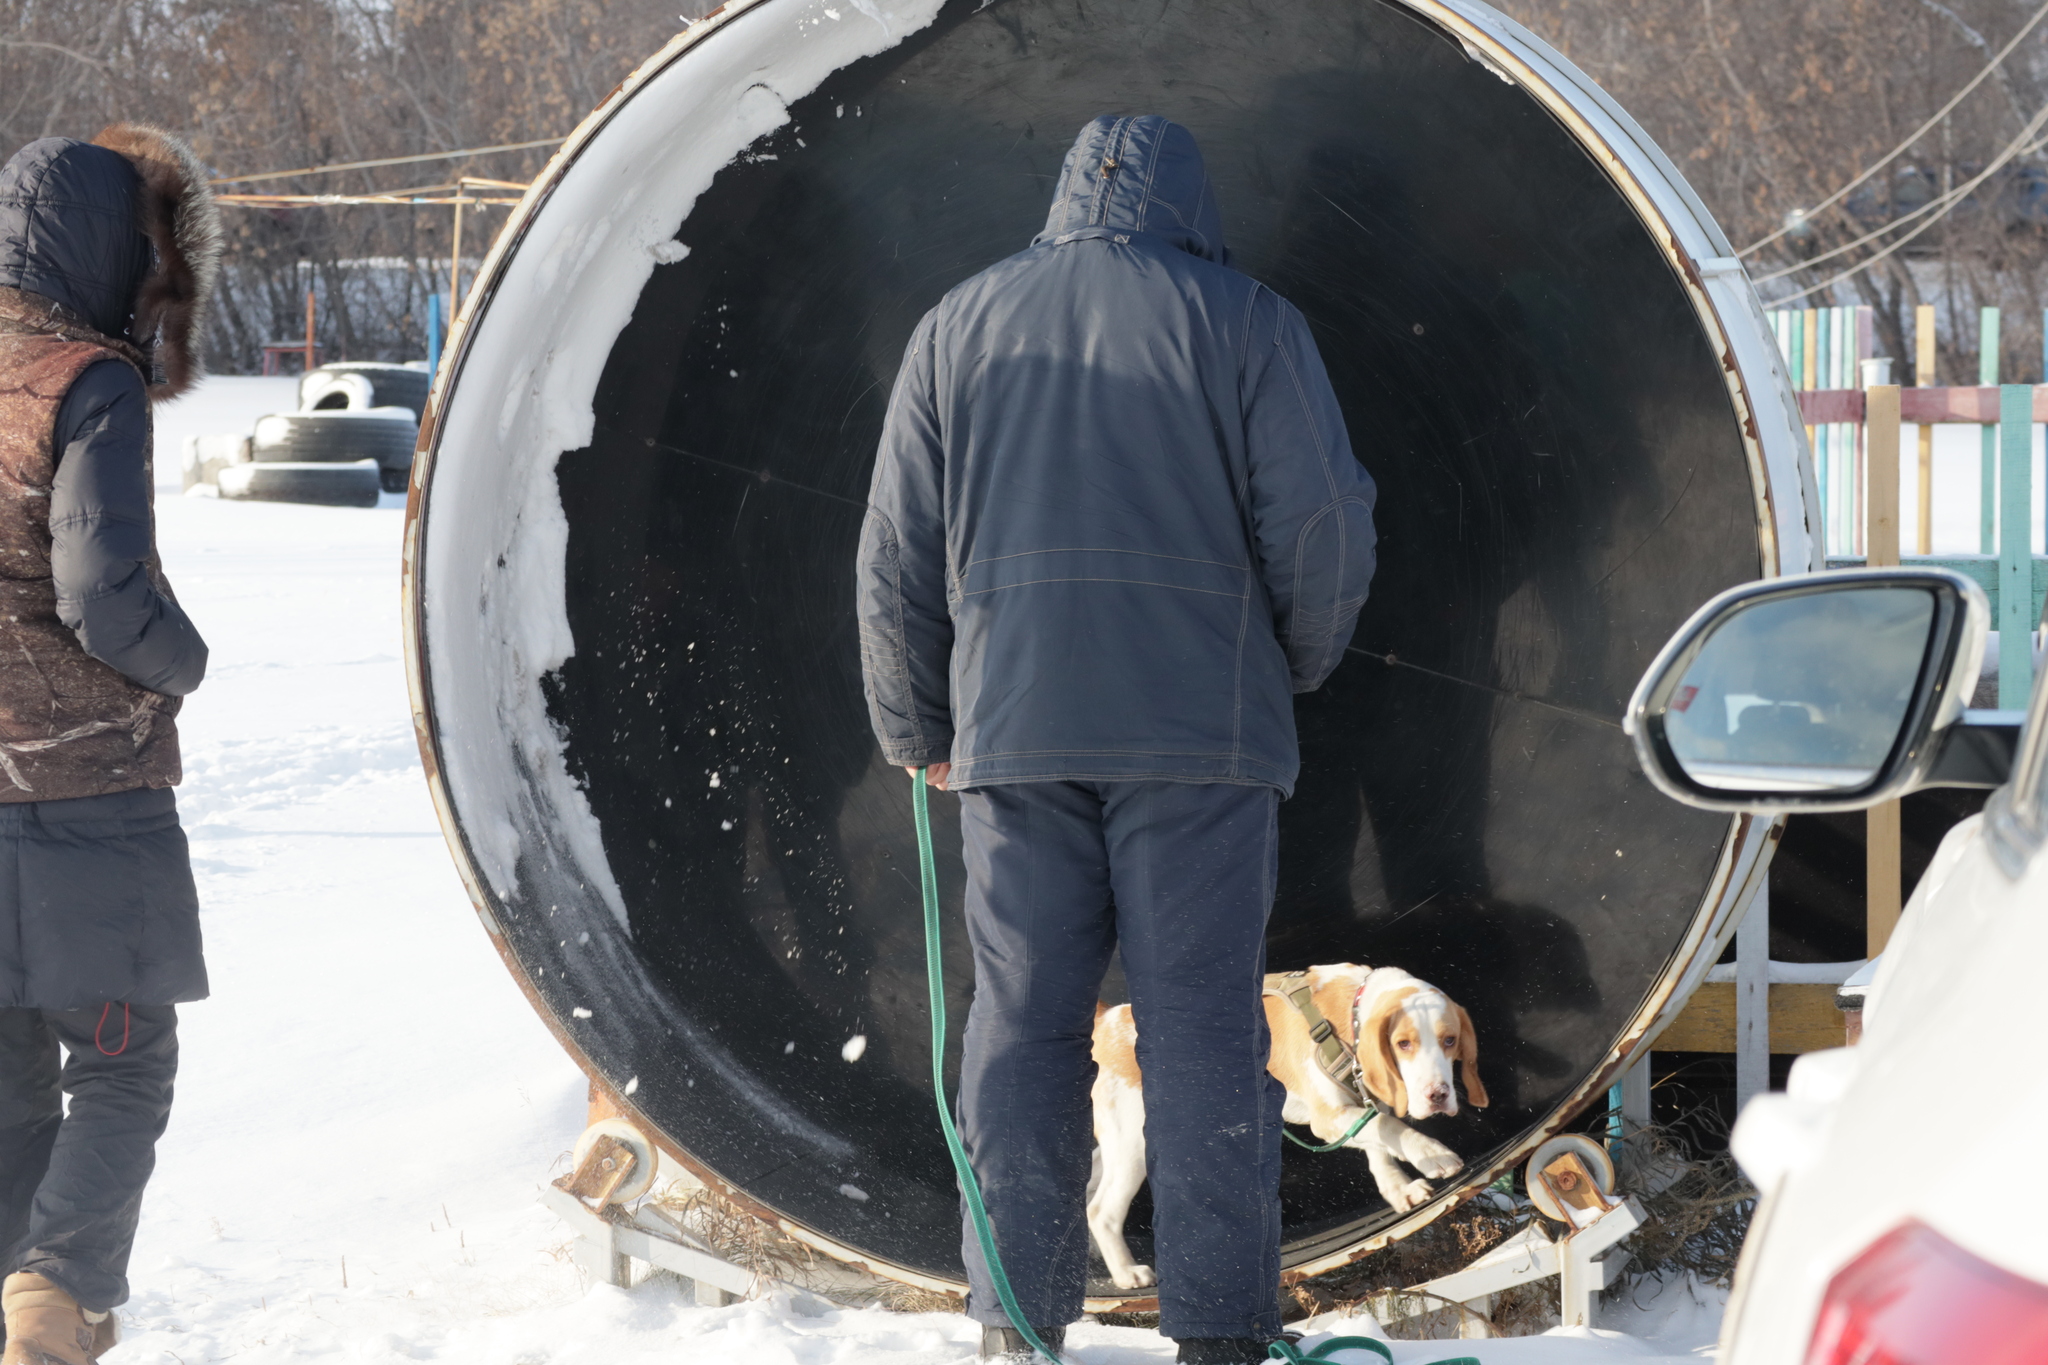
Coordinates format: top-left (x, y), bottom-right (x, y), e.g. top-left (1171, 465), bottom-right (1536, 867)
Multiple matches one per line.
top-left (0, 329), bottom-right (181, 802)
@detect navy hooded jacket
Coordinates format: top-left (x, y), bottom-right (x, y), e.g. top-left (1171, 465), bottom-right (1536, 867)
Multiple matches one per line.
top-left (856, 115), bottom-right (1375, 796)
top-left (0, 137), bottom-right (207, 697)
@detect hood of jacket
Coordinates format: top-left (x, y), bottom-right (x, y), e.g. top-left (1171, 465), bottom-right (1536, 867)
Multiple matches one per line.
top-left (0, 124), bottom-right (221, 401)
top-left (1033, 115), bottom-right (1226, 263)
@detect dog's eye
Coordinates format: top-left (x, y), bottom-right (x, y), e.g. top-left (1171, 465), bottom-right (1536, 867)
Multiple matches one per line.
top-left (1396, 1039), bottom-right (1413, 1051)
top-left (1441, 1037), bottom-right (1456, 1050)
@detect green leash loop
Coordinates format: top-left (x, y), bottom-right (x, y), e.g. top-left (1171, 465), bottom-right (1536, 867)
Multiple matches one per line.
top-left (1267, 1337), bottom-right (1479, 1365)
top-left (1268, 1338), bottom-right (1392, 1364)
top-left (1283, 1105), bottom-right (1375, 1153)
top-left (914, 769), bottom-right (1066, 1365)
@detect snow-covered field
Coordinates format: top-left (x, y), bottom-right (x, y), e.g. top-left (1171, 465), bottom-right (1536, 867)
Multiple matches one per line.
top-left (104, 378), bottom-right (1723, 1363)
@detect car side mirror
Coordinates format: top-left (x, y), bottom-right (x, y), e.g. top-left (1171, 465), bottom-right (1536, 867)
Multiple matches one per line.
top-left (1625, 568), bottom-right (2014, 812)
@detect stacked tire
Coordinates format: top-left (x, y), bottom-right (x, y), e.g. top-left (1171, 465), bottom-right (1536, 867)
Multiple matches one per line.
top-left (192, 361), bottom-right (427, 506)
top-left (217, 461), bottom-right (382, 508)
top-left (181, 433), bottom-right (250, 492)
top-left (298, 363), bottom-right (431, 422)
top-left (254, 409), bottom-right (416, 488)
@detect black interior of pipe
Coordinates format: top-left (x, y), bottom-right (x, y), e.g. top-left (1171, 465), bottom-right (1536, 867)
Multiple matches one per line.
top-left (483, 0), bottom-right (1760, 1285)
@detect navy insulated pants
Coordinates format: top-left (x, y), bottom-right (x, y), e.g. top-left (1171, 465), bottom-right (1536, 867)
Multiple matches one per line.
top-left (954, 779), bottom-right (1284, 1340)
top-left (0, 1004), bottom-right (177, 1311)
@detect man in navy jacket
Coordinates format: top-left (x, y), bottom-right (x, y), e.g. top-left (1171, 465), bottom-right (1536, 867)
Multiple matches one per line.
top-left (857, 114), bottom-right (1375, 1364)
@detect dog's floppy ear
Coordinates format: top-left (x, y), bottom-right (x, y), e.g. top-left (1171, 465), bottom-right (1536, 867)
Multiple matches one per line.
top-left (1451, 1002), bottom-right (1488, 1109)
top-left (1353, 992), bottom-right (1409, 1119)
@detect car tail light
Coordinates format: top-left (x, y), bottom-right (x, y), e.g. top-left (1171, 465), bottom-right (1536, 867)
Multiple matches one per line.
top-left (1806, 1221), bottom-right (2048, 1365)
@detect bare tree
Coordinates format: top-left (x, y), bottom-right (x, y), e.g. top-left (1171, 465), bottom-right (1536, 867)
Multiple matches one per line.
top-left (1500, 0), bottom-right (2048, 381)
top-left (10, 0), bottom-right (2048, 373)
top-left (3, 0), bottom-right (690, 370)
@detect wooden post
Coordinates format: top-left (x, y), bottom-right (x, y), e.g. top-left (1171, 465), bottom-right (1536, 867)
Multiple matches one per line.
top-left (1866, 383), bottom-right (1903, 958)
top-left (303, 288), bottom-right (316, 374)
top-left (1981, 307), bottom-right (2000, 555)
top-left (1999, 384), bottom-right (2035, 709)
top-left (1866, 385), bottom-right (1902, 566)
top-left (1916, 304), bottom-right (1936, 554)
top-left (1735, 882), bottom-right (1769, 1108)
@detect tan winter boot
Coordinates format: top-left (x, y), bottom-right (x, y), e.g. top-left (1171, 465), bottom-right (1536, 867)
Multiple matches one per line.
top-left (1, 1273), bottom-right (98, 1365)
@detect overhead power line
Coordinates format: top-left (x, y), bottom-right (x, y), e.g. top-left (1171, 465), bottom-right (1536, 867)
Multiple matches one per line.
top-left (1748, 105), bottom-right (2048, 285)
top-left (1738, 0), bottom-right (2048, 257)
top-left (1762, 97), bottom-right (2048, 303)
top-left (1751, 175), bottom-right (1957, 280)
top-left (210, 137), bottom-right (567, 187)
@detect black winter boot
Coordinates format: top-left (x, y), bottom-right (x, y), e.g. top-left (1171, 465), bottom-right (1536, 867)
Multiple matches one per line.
top-left (1175, 1338), bottom-right (1273, 1365)
top-left (979, 1323), bottom-right (1067, 1360)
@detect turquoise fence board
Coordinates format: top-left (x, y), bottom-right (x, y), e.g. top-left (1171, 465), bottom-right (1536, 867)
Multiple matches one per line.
top-left (1982, 307), bottom-right (2001, 554)
top-left (1827, 554), bottom-right (2048, 631)
top-left (2000, 386), bottom-right (2036, 707)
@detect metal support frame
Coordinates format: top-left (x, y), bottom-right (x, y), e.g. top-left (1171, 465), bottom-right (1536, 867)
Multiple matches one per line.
top-left (1735, 879), bottom-right (1770, 1109)
top-left (1358, 1197), bottom-right (1646, 1333)
top-left (1618, 1056), bottom-right (1650, 1129)
top-left (541, 1184), bottom-right (762, 1306)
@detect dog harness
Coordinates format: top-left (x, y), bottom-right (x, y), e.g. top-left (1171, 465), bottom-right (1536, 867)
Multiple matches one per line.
top-left (1263, 971), bottom-right (1384, 1149)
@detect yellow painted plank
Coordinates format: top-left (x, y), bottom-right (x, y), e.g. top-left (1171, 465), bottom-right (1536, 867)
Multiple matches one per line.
top-left (1655, 982), bottom-right (1846, 1054)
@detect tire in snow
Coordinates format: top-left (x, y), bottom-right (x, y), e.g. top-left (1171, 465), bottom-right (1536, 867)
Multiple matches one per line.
top-left (180, 433), bottom-right (251, 491)
top-left (217, 461), bottom-right (381, 508)
top-left (299, 362), bottom-right (430, 420)
top-left (252, 409), bottom-right (416, 491)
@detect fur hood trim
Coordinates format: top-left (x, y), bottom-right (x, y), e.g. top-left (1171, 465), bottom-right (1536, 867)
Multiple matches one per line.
top-left (91, 123), bottom-right (221, 402)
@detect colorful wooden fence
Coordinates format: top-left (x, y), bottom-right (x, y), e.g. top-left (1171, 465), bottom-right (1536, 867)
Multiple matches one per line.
top-left (1637, 309), bottom-right (2047, 1119)
top-left (1764, 305), bottom-right (2045, 711)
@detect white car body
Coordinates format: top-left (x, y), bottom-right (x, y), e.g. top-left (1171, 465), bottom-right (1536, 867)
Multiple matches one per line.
top-left (1718, 734), bottom-right (2048, 1359)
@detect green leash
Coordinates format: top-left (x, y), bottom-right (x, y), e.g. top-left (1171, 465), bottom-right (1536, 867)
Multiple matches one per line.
top-left (914, 770), bottom-right (1066, 1364)
top-left (912, 770), bottom-right (1481, 1365)
top-left (1283, 1105), bottom-right (1375, 1152)
top-left (1267, 1337), bottom-right (1478, 1365)
top-left (1268, 1338), bottom-right (1391, 1364)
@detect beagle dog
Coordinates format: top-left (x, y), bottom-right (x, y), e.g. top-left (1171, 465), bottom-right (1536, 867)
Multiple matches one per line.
top-left (1085, 963), bottom-right (1487, 1290)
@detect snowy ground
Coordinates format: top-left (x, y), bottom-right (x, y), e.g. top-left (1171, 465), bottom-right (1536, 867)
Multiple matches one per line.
top-left (100, 378), bottom-right (1725, 1363)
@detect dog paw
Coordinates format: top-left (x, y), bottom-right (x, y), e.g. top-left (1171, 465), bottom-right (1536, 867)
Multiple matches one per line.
top-left (1410, 1146), bottom-right (1462, 1180)
top-left (1110, 1264), bottom-right (1157, 1289)
top-left (1389, 1179), bottom-right (1434, 1212)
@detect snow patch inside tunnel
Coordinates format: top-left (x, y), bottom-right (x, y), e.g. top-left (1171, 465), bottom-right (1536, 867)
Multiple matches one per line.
top-left (419, 0), bottom-right (949, 933)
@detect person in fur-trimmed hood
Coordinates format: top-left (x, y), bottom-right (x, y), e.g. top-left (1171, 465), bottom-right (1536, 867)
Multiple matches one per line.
top-left (0, 124), bottom-right (218, 1365)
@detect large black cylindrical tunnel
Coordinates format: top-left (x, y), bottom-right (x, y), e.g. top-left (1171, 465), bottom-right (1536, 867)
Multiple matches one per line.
top-left (404, 0), bottom-right (1815, 1299)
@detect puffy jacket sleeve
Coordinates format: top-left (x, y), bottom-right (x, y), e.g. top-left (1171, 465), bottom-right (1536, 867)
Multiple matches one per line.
top-left (50, 359), bottom-right (209, 696)
top-left (856, 310), bottom-right (954, 765)
top-left (1241, 291), bottom-right (1377, 692)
